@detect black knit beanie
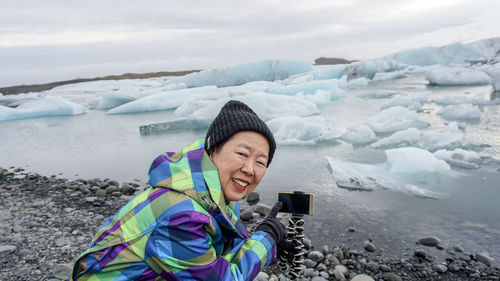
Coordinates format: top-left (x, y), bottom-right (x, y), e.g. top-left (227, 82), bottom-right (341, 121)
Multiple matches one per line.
top-left (205, 100), bottom-right (276, 166)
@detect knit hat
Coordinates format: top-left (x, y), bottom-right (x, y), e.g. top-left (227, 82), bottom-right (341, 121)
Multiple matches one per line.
top-left (205, 100), bottom-right (276, 166)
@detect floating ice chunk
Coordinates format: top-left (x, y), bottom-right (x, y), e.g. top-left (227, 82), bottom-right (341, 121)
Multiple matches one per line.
top-left (344, 59), bottom-right (405, 80)
top-left (358, 91), bottom-right (400, 99)
top-left (368, 106), bottom-right (429, 133)
top-left (295, 89), bottom-right (344, 105)
top-left (486, 67), bottom-right (500, 91)
top-left (386, 147), bottom-right (450, 173)
top-left (281, 73), bottom-right (315, 85)
top-left (166, 60), bottom-right (314, 88)
top-left (0, 96), bottom-right (86, 121)
top-left (90, 91), bottom-right (137, 110)
top-left (380, 92), bottom-right (429, 110)
top-left (426, 67), bottom-right (491, 86)
top-left (325, 156), bottom-right (438, 198)
top-left (418, 122), bottom-right (464, 151)
top-left (267, 79), bottom-right (346, 97)
top-left (432, 92), bottom-right (498, 105)
top-left (372, 71), bottom-right (407, 81)
top-left (340, 123), bottom-right (378, 145)
top-left (433, 149), bottom-right (481, 169)
top-left (371, 128), bottom-right (421, 149)
top-left (311, 65), bottom-right (346, 80)
top-left (0, 92), bottom-right (40, 107)
top-left (437, 105), bottom-right (481, 120)
top-left (338, 77), bottom-right (370, 88)
top-left (266, 116), bottom-right (341, 145)
top-left (106, 86), bottom-right (218, 114)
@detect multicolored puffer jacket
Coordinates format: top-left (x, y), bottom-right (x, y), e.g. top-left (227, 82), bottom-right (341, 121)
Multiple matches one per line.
top-left (70, 138), bottom-right (277, 280)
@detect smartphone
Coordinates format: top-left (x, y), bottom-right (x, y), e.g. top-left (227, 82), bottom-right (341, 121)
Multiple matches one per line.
top-left (276, 192), bottom-right (314, 215)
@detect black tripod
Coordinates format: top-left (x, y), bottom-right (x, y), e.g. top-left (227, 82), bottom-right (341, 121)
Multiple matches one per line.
top-left (278, 214), bottom-right (306, 280)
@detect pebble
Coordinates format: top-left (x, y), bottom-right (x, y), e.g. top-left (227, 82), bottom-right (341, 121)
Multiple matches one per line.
top-left (476, 252), bottom-right (495, 266)
top-left (418, 236), bottom-right (441, 247)
top-left (308, 250), bottom-right (325, 263)
top-left (254, 203), bottom-right (271, 216)
top-left (0, 245), bottom-right (17, 256)
top-left (414, 248), bottom-right (427, 259)
top-left (255, 271), bottom-right (269, 281)
top-left (0, 167), bottom-right (4, 176)
top-left (382, 272), bottom-right (402, 281)
top-left (350, 274), bottom-right (375, 281)
top-left (432, 263), bottom-right (448, 273)
top-left (347, 227), bottom-right (357, 233)
top-left (246, 192), bottom-right (260, 205)
top-left (363, 241), bottom-right (377, 252)
top-left (311, 277), bottom-right (327, 281)
top-left (333, 268), bottom-right (346, 280)
top-left (304, 258), bottom-right (317, 268)
top-left (240, 208), bottom-right (253, 221)
top-left (53, 263), bottom-right (72, 280)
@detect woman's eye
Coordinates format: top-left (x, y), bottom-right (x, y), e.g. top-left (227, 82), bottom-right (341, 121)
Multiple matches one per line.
top-left (237, 152), bottom-right (247, 157)
top-left (257, 161), bottom-right (266, 167)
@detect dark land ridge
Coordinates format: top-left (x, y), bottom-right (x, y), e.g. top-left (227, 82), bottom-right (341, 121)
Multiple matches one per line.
top-left (1, 166), bottom-right (499, 281)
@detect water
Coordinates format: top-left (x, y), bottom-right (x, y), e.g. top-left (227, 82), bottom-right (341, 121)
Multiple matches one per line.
top-left (1, 73), bottom-right (499, 265)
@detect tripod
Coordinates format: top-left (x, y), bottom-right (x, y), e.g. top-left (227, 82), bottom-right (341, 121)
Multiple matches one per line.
top-left (278, 214), bottom-right (306, 280)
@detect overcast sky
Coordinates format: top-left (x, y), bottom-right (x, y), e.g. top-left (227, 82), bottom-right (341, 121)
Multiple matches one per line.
top-left (1, 0), bottom-right (499, 87)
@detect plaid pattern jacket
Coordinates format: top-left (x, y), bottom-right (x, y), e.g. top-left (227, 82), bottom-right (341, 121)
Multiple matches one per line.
top-left (70, 138), bottom-right (277, 280)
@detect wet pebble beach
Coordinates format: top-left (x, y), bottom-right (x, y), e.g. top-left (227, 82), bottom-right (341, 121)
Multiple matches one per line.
top-left (1, 166), bottom-right (499, 281)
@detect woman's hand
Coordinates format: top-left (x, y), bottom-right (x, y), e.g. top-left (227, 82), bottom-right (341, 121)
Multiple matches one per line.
top-left (255, 202), bottom-right (287, 246)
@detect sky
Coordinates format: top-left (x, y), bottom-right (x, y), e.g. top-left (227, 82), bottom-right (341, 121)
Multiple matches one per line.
top-left (1, 0), bottom-right (500, 87)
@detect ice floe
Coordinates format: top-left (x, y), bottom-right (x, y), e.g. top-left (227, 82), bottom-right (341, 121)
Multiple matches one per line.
top-left (432, 92), bottom-right (499, 105)
top-left (344, 59), bottom-right (405, 80)
top-left (380, 92), bottom-right (429, 110)
top-left (367, 106), bottom-right (429, 133)
top-left (433, 148), bottom-right (482, 169)
top-left (266, 116), bottom-right (341, 145)
top-left (339, 123), bottom-right (378, 145)
top-left (417, 122), bottom-right (464, 151)
top-left (0, 92), bottom-right (40, 107)
top-left (0, 96), bottom-right (86, 121)
top-left (486, 66), bottom-right (500, 91)
top-left (386, 147), bottom-right (450, 174)
top-left (372, 71), bottom-right (407, 81)
top-left (437, 105), bottom-right (481, 120)
top-left (371, 128), bottom-right (421, 149)
top-left (166, 60), bottom-right (314, 88)
top-left (426, 67), bottom-right (491, 86)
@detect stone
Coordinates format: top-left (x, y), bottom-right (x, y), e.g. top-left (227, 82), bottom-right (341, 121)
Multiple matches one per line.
top-left (85, 196), bottom-right (98, 203)
top-left (347, 227), bottom-right (357, 232)
top-left (108, 180), bottom-right (119, 187)
top-left (316, 263), bottom-right (327, 271)
top-left (321, 245), bottom-right (330, 255)
top-left (418, 236), bottom-right (441, 247)
top-left (303, 238), bottom-right (312, 251)
top-left (304, 258), bottom-right (317, 268)
top-left (414, 248), bottom-right (427, 259)
top-left (366, 261), bottom-right (379, 271)
top-left (382, 272), bottom-right (402, 281)
top-left (303, 268), bottom-right (316, 278)
top-left (246, 192), bottom-right (260, 205)
top-left (0, 167), bottom-right (4, 176)
top-left (0, 245), bottom-right (17, 256)
top-left (120, 183), bottom-right (136, 195)
top-left (53, 263), bottom-right (73, 280)
top-left (311, 277), bottom-right (327, 281)
top-left (95, 189), bottom-right (107, 196)
top-left (334, 265), bottom-right (348, 277)
top-left (380, 265), bottom-right (391, 272)
top-left (308, 250), bottom-right (325, 263)
top-left (255, 271), bottom-right (269, 281)
top-left (432, 263), bottom-right (448, 273)
top-left (240, 208), bottom-right (253, 221)
top-left (328, 254), bottom-right (340, 265)
top-left (476, 252), bottom-right (494, 266)
top-left (105, 185), bottom-right (118, 194)
top-left (453, 245), bottom-right (464, 253)
top-left (364, 241), bottom-right (377, 252)
top-left (350, 274), bottom-right (375, 281)
top-left (333, 269), bottom-right (346, 280)
top-left (254, 203), bottom-right (271, 216)
top-left (333, 247), bottom-right (344, 260)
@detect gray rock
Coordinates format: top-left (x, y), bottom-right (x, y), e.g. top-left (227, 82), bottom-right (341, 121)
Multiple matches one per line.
top-left (432, 263), bottom-right (448, 273)
top-left (90, 185), bottom-right (100, 192)
top-left (85, 196), bottom-right (98, 203)
top-left (105, 185), bottom-right (118, 194)
top-left (247, 192), bottom-right (260, 205)
top-left (308, 250), bottom-right (325, 263)
top-left (453, 245), bottom-right (464, 253)
top-left (304, 258), bottom-right (317, 268)
top-left (95, 189), bottom-right (107, 196)
top-left (0, 245), bottom-right (17, 256)
top-left (53, 263), bottom-right (73, 280)
top-left (303, 268), bottom-right (316, 278)
top-left (319, 271), bottom-right (329, 279)
top-left (414, 248), bottom-right (427, 259)
top-left (333, 269), bottom-right (346, 280)
top-left (254, 203), bottom-right (271, 216)
top-left (350, 274), bottom-right (375, 281)
top-left (366, 261), bottom-right (379, 271)
top-left (418, 236), bottom-right (441, 247)
top-left (347, 227), bottom-right (357, 232)
top-left (476, 252), bottom-right (494, 266)
top-left (240, 208), bottom-right (253, 221)
top-left (0, 167), bottom-right (4, 176)
top-left (364, 241), bottom-right (377, 252)
top-left (255, 271), bottom-right (269, 281)
top-left (316, 263), bottom-right (327, 271)
top-left (55, 238), bottom-right (67, 247)
top-left (382, 272), bottom-right (402, 281)
top-left (120, 183), bottom-right (136, 195)
top-left (311, 277), bottom-right (327, 281)
top-left (380, 264), bottom-right (391, 272)
top-left (303, 238), bottom-right (312, 251)
top-left (334, 265), bottom-right (348, 277)
top-left (321, 245), bottom-right (330, 255)
top-left (328, 254), bottom-right (340, 265)
top-left (333, 247), bottom-right (344, 260)
top-left (108, 180), bottom-right (119, 187)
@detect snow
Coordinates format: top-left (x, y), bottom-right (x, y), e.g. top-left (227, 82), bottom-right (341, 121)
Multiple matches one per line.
top-left (486, 67), bottom-right (500, 91)
top-left (0, 96), bottom-right (86, 121)
top-left (380, 92), bottom-right (429, 110)
top-left (426, 67), bottom-right (491, 86)
top-left (266, 116), bottom-right (341, 145)
top-left (106, 86), bottom-right (218, 114)
top-left (433, 148), bottom-right (482, 169)
top-left (385, 147), bottom-right (450, 174)
top-left (367, 106), bottom-right (429, 133)
top-left (371, 128), bottom-right (421, 149)
top-left (166, 60), bottom-right (314, 88)
top-left (340, 123), bottom-right (378, 145)
top-left (437, 105), bottom-right (481, 120)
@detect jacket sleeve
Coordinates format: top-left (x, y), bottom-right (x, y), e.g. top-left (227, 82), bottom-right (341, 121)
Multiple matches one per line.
top-left (147, 210), bottom-right (277, 281)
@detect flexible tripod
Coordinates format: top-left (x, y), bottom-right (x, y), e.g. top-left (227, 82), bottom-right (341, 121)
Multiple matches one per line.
top-left (278, 214), bottom-right (306, 280)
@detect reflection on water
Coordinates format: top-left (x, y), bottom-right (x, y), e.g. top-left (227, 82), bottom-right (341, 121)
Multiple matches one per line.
top-left (1, 74), bottom-right (499, 265)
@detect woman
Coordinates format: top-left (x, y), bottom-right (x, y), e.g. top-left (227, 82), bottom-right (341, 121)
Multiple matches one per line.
top-left (70, 100), bottom-right (287, 281)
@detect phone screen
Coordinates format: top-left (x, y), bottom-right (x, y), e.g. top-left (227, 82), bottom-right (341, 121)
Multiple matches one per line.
top-left (276, 192), bottom-right (314, 215)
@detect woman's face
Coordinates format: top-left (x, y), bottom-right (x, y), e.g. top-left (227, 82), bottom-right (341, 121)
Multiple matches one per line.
top-left (209, 131), bottom-right (270, 202)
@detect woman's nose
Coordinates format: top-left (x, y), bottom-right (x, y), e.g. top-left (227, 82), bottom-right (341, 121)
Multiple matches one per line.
top-left (241, 160), bottom-right (254, 176)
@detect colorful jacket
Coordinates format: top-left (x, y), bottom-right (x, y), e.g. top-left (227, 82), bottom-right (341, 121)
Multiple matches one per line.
top-left (70, 138), bottom-right (277, 281)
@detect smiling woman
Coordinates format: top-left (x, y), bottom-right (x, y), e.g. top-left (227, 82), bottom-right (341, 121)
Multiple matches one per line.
top-left (70, 100), bottom-right (290, 281)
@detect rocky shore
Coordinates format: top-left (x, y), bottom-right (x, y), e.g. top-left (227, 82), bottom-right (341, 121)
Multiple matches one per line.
top-left (1, 166), bottom-right (499, 281)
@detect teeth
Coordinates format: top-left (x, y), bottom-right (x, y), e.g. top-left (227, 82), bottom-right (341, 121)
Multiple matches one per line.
top-left (232, 178), bottom-right (248, 187)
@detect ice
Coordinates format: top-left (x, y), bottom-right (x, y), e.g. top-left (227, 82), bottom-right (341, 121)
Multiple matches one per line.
top-left (295, 89), bottom-right (345, 105)
top-left (0, 92), bottom-right (40, 107)
top-left (358, 91), bottom-right (400, 99)
top-left (267, 79), bottom-right (346, 97)
top-left (372, 71), bottom-right (407, 81)
top-left (433, 149), bottom-right (482, 169)
top-left (166, 60), bottom-right (314, 88)
top-left (386, 147), bottom-right (450, 174)
top-left (426, 67), bottom-right (491, 86)
top-left (371, 128), bottom-right (421, 149)
top-left (344, 59), bottom-right (405, 80)
top-left (380, 92), bottom-right (429, 110)
top-left (486, 66), bottom-right (500, 91)
top-left (432, 92), bottom-right (498, 105)
top-left (418, 122), bottom-right (464, 151)
top-left (106, 86), bottom-right (218, 114)
top-left (367, 106), bottom-right (429, 133)
top-left (281, 73), bottom-right (315, 85)
top-left (266, 116), bottom-right (341, 145)
top-left (310, 65), bottom-right (346, 80)
top-left (0, 96), bottom-right (86, 121)
top-left (437, 105), bottom-right (481, 120)
top-left (90, 90), bottom-right (137, 110)
top-left (325, 156), bottom-right (439, 198)
top-left (339, 123), bottom-right (378, 145)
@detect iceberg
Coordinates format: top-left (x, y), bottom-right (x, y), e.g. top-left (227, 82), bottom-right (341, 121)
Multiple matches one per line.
top-left (0, 96), bottom-right (86, 121)
top-left (437, 105), bottom-right (481, 120)
top-left (266, 79), bottom-right (346, 97)
top-left (344, 59), bottom-right (405, 80)
top-left (90, 91), bottom-right (137, 110)
top-left (358, 91), bottom-right (400, 99)
top-left (426, 67), bottom-right (491, 86)
top-left (371, 128), bottom-right (421, 149)
top-left (339, 122), bottom-right (378, 145)
top-left (380, 92), bottom-right (429, 110)
top-left (418, 122), bottom-right (464, 151)
top-left (0, 92), bottom-right (40, 107)
top-left (486, 67), bottom-right (500, 91)
top-left (166, 60), bottom-right (314, 88)
top-left (325, 156), bottom-right (439, 198)
top-left (385, 147), bottom-right (450, 174)
top-left (367, 106), bottom-right (429, 133)
top-left (310, 65), bottom-right (346, 80)
top-left (295, 89), bottom-right (345, 105)
top-left (433, 148), bottom-right (481, 169)
top-left (432, 92), bottom-right (498, 106)
top-left (106, 86), bottom-right (218, 114)
top-left (372, 71), bottom-right (407, 81)
top-left (266, 116), bottom-right (341, 145)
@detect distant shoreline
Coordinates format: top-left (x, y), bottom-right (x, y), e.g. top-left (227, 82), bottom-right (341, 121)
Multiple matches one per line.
top-left (0, 70), bottom-right (201, 96)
